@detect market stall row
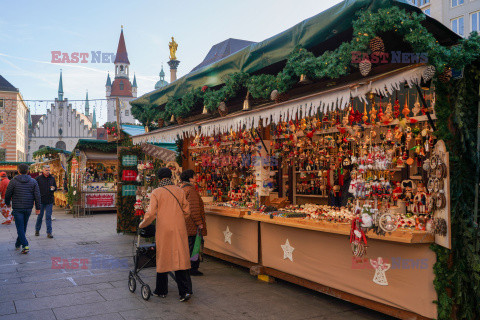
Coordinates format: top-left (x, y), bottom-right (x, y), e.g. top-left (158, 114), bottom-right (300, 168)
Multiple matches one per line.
top-left (128, 1), bottom-right (480, 319)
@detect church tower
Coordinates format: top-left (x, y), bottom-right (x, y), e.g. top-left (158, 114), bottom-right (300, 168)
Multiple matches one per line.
top-left (106, 27), bottom-right (137, 124)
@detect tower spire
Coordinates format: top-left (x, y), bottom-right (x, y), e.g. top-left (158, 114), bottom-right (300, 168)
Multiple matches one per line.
top-left (114, 27), bottom-right (130, 64)
top-left (92, 106), bottom-right (97, 129)
top-left (132, 73), bottom-right (137, 87)
top-left (58, 69), bottom-right (64, 100)
top-left (85, 90), bottom-right (89, 116)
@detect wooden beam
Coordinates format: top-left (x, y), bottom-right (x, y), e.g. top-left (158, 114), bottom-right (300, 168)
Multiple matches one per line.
top-left (203, 248), bottom-right (256, 269)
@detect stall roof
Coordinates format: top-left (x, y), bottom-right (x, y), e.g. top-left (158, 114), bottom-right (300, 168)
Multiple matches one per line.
top-left (33, 146), bottom-right (71, 159)
top-left (121, 124), bottom-right (146, 137)
top-left (131, 0), bottom-right (458, 109)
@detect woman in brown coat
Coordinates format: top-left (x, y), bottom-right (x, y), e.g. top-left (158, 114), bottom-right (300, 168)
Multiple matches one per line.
top-left (180, 170), bottom-right (207, 276)
top-left (139, 168), bottom-right (193, 301)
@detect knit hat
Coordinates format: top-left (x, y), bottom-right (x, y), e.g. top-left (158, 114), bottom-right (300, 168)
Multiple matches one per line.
top-left (0, 172), bottom-right (7, 178)
top-left (157, 168), bottom-right (172, 180)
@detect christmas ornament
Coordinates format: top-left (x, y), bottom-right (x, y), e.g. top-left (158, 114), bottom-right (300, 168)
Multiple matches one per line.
top-left (423, 65), bottom-right (436, 82)
top-left (369, 36), bottom-right (385, 53)
top-left (370, 257), bottom-right (391, 286)
top-left (281, 239), bottom-right (295, 262)
top-left (223, 226), bottom-right (233, 244)
top-left (359, 59), bottom-right (372, 76)
top-left (412, 94), bottom-right (421, 116)
top-left (438, 67), bottom-right (452, 83)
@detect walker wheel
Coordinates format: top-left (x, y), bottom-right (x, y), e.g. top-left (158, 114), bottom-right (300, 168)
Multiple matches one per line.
top-left (141, 284), bottom-right (151, 301)
top-left (128, 273), bottom-right (136, 293)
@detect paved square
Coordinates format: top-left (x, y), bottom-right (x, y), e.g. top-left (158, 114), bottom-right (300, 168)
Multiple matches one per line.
top-left (0, 208), bottom-right (394, 320)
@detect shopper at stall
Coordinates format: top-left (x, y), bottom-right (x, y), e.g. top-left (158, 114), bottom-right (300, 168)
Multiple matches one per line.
top-left (180, 169), bottom-right (207, 276)
top-left (139, 168), bottom-right (193, 301)
top-left (35, 165), bottom-right (57, 238)
top-left (0, 172), bottom-right (13, 224)
top-left (4, 163), bottom-right (41, 254)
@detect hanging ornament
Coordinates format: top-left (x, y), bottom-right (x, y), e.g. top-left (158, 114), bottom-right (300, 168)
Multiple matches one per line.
top-left (377, 99), bottom-right (384, 121)
top-left (270, 89), bottom-right (279, 101)
top-left (370, 99), bottom-right (377, 124)
top-left (402, 95), bottom-right (410, 119)
top-left (218, 102), bottom-right (228, 117)
top-left (369, 36), bottom-right (385, 53)
top-left (202, 105), bottom-right (209, 114)
top-left (170, 114), bottom-right (175, 123)
top-left (423, 65), bottom-right (436, 82)
top-left (438, 67), bottom-right (452, 83)
top-left (412, 94), bottom-right (421, 116)
top-left (359, 59), bottom-right (372, 77)
top-left (383, 100), bottom-right (393, 122)
top-left (393, 95), bottom-right (400, 119)
top-left (362, 101), bottom-right (368, 123)
top-left (350, 216), bottom-right (367, 257)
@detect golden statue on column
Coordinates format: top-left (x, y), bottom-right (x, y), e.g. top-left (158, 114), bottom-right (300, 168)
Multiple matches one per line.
top-left (169, 37), bottom-right (178, 60)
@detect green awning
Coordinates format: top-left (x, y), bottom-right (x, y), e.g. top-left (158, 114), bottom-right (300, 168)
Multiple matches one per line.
top-left (131, 0), bottom-right (454, 109)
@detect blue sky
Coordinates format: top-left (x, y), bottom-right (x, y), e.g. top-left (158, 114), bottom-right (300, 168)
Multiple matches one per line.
top-left (0, 0), bottom-right (342, 125)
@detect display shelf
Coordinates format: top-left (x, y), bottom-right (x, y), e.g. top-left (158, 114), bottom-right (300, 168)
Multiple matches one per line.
top-left (244, 212), bottom-right (434, 244)
top-left (294, 194), bottom-right (328, 198)
top-left (205, 205), bottom-right (249, 218)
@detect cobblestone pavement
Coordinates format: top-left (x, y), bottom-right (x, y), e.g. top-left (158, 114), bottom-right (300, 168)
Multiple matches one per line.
top-left (0, 208), bottom-right (395, 320)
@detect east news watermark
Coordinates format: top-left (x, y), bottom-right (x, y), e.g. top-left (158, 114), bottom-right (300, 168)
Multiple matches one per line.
top-left (352, 257), bottom-right (429, 270)
top-left (51, 257), bottom-right (129, 270)
top-left (51, 51), bottom-right (116, 63)
top-left (351, 51), bottom-right (428, 64)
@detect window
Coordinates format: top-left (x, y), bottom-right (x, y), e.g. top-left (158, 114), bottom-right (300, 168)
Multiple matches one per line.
top-left (0, 132), bottom-right (3, 143)
top-left (472, 11), bottom-right (480, 32)
top-left (0, 149), bottom-right (5, 161)
top-left (119, 81), bottom-right (124, 90)
top-left (0, 115), bottom-right (3, 124)
top-left (424, 8), bottom-right (430, 16)
top-left (125, 109), bottom-right (129, 116)
top-left (114, 108), bottom-right (116, 116)
top-left (452, 17), bottom-right (465, 36)
top-left (120, 65), bottom-right (124, 72)
top-left (0, 99), bottom-right (4, 110)
top-left (452, 0), bottom-right (464, 7)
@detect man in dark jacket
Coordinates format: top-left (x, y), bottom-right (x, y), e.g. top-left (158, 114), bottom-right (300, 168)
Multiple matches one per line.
top-left (180, 169), bottom-right (207, 276)
top-left (5, 163), bottom-right (41, 254)
top-left (35, 165), bottom-right (57, 238)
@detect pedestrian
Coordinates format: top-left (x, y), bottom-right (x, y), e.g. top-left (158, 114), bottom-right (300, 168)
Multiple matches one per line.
top-left (139, 168), bottom-right (193, 302)
top-left (4, 163), bottom-right (41, 254)
top-left (0, 172), bottom-right (13, 224)
top-left (35, 165), bottom-right (57, 238)
top-left (179, 169), bottom-right (207, 276)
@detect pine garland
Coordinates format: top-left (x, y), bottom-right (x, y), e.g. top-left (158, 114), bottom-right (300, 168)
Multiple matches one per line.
top-left (431, 62), bottom-right (480, 319)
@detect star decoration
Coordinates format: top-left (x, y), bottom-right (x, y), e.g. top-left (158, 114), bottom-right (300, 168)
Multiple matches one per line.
top-left (281, 239), bottom-right (295, 262)
top-left (223, 226), bottom-right (232, 244)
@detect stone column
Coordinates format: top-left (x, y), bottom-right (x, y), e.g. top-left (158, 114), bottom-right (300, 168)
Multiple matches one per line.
top-left (167, 60), bottom-right (180, 82)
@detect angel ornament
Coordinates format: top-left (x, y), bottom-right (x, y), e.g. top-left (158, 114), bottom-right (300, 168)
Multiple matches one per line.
top-left (370, 257), bottom-right (391, 286)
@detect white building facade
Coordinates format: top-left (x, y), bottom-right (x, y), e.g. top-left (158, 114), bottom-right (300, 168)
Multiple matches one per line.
top-left (28, 71), bottom-right (97, 160)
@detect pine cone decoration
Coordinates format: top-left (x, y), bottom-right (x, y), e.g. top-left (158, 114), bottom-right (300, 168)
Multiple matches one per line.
top-left (218, 102), bottom-right (228, 117)
top-left (369, 36), bottom-right (385, 53)
top-left (438, 67), bottom-right (452, 83)
top-left (423, 65), bottom-right (436, 82)
top-left (359, 59), bottom-right (372, 77)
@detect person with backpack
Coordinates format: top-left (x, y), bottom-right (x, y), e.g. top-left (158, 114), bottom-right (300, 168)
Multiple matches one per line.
top-left (4, 163), bottom-right (41, 254)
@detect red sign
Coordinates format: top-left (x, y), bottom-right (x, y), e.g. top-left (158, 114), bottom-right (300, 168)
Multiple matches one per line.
top-left (85, 193), bottom-right (116, 208)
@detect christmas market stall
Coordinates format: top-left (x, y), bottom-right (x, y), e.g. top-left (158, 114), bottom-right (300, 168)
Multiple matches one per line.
top-left (32, 147), bottom-right (71, 207)
top-left (0, 162), bottom-right (34, 179)
top-left (116, 142), bottom-right (177, 233)
top-left (130, 1), bottom-right (480, 319)
top-left (67, 139), bottom-right (118, 212)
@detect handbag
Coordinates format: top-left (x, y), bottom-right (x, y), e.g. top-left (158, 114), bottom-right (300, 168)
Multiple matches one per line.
top-left (190, 228), bottom-right (202, 262)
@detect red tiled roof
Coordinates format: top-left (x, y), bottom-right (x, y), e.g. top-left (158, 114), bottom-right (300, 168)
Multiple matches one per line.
top-left (114, 29), bottom-right (130, 64)
top-left (110, 78), bottom-right (132, 97)
top-left (31, 115), bottom-right (43, 128)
